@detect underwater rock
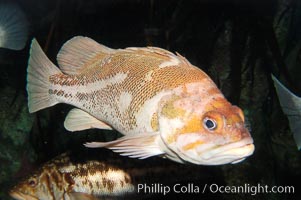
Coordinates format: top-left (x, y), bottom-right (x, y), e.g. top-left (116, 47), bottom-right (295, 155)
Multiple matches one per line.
top-left (0, 87), bottom-right (33, 145)
top-left (0, 86), bottom-right (36, 200)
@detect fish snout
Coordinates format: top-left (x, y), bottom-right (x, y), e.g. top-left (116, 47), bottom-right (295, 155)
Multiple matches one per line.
top-left (9, 190), bottom-right (38, 200)
top-left (174, 131), bottom-right (254, 165)
top-left (225, 123), bottom-right (251, 143)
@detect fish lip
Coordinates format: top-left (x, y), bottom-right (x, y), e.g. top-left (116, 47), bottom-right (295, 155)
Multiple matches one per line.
top-left (175, 136), bottom-right (254, 165)
top-left (9, 190), bottom-right (38, 200)
top-left (9, 191), bottom-right (23, 200)
top-left (211, 143), bottom-right (255, 163)
top-left (202, 137), bottom-right (254, 158)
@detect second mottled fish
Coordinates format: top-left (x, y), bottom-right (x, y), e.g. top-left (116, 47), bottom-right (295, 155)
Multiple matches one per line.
top-left (9, 152), bottom-right (135, 200)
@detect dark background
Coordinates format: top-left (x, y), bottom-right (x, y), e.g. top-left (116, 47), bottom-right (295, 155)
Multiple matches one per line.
top-left (0, 0), bottom-right (300, 199)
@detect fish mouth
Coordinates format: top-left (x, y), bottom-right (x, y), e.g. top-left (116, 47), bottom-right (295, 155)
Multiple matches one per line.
top-left (176, 136), bottom-right (255, 165)
top-left (200, 142), bottom-right (255, 165)
top-left (9, 190), bottom-right (38, 200)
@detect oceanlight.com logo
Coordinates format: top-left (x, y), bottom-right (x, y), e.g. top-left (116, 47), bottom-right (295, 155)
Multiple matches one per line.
top-left (208, 183), bottom-right (295, 195)
top-left (137, 183), bottom-right (295, 195)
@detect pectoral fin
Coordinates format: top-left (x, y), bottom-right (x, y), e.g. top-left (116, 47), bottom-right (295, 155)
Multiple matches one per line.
top-left (272, 74), bottom-right (301, 149)
top-left (64, 108), bottom-right (113, 131)
top-left (84, 132), bottom-right (164, 159)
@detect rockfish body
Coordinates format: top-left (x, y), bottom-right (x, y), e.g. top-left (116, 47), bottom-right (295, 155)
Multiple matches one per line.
top-left (9, 152), bottom-right (135, 200)
top-left (27, 36), bottom-right (254, 165)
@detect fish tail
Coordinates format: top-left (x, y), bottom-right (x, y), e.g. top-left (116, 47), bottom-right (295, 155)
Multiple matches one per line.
top-left (27, 39), bottom-right (61, 113)
top-left (0, 3), bottom-right (28, 50)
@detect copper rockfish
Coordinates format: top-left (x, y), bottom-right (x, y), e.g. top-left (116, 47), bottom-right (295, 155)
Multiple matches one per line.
top-left (9, 153), bottom-right (134, 200)
top-left (27, 37), bottom-right (254, 165)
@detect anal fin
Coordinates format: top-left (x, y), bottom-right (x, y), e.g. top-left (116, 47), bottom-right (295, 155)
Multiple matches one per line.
top-left (84, 132), bottom-right (164, 159)
top-left (64, 108), bottom-right (113, 132)
top-left (68, 192), bottom-right (99, 200)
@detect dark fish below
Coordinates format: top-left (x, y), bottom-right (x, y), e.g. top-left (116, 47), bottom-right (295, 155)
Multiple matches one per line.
top-left (9, 152), bottom-right (135, 200)
top-left (9, 149), bottom-right (216, 200)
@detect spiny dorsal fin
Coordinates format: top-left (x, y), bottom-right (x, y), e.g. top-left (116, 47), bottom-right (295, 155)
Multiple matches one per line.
top-left (125, 46), bottom-right (176, 57)
top-left (125, 46), bottom-right (176, 59)
top-left (176, 52), bottom-right (192, 66)
top-left (124, 46), bottom-right (190, 68)
top-left (84, 132), bottom-right (164, 159)
top-left (64, 108), bottom-right (113, 132)
top-left (57, 36), bottom-right (114, 75)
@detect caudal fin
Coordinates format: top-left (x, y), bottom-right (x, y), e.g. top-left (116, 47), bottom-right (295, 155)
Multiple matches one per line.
top-left (0, 3), bottom-right (28, 50)
top-left (27, 39), bottom-right (61, 113)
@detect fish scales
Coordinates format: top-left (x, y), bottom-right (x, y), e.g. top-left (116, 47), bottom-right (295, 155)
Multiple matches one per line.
top-left (49, 49), bottom-right (212, 132)
top-left (27, 36), bottom-right (254, 165)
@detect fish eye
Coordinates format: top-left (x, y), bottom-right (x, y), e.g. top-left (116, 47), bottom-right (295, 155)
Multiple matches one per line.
top-left (28, 178), bottom-right (37, 187)
top-left (203, 117), bottom-right (217, 130)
